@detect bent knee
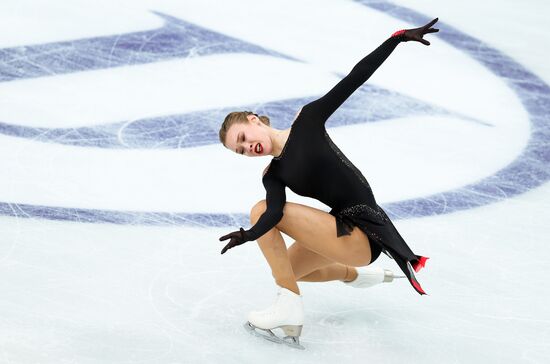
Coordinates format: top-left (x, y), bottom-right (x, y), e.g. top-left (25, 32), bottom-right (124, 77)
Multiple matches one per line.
top-left (250, 199), bottom-right (267, 224)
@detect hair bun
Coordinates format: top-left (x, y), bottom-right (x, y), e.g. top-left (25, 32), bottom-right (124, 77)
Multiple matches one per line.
top-left (258, 115), bottom-right (270, 126)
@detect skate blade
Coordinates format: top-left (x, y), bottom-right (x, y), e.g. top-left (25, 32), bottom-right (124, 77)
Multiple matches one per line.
top-left (243, 322), bottom-right (305, 350)
top-left (383, 270), bottom-right (406, 282)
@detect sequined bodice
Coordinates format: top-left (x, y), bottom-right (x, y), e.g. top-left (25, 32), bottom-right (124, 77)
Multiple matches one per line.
top-left (268, 114), bottom-right (377, 211)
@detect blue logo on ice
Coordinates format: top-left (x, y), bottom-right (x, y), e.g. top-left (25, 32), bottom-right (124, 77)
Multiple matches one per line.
top-left (0, 1), bottom-right (548, 226)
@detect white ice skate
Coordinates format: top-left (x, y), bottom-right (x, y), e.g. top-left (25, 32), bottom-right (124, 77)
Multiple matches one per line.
top-left (343, 266), bottom-right (405, 288)
top-left (244, 285), bottom-right (305, 350)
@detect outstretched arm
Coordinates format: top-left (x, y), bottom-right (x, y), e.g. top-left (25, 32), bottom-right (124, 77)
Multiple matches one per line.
top-left (219, 173), bottom-right (286, 254)
top-left (303, 18), bottom-right (439, 124)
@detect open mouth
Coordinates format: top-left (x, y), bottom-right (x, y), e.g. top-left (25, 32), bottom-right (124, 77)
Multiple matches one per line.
top-left (255, 143), bottom-right (263, 154)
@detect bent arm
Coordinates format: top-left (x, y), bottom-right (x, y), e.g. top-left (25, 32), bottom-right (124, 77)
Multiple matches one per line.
top-left (303, 35), bottom-right (402, 124)
top-left (243, 174), bottom-right (286, 241)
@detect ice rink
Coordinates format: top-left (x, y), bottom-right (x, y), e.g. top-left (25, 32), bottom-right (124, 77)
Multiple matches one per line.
top-left (1, 0), bottom-right (549, 362)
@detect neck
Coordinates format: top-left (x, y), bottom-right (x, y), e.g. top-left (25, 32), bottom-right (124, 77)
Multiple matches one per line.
top-left (271, 128), bottom-right (291, 157)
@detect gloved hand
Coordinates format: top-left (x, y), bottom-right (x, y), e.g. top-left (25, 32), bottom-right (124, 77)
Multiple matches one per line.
top-left (219, 227), bottom-right (248, 254)
top-left (392, 17), bottom-right (439, 45)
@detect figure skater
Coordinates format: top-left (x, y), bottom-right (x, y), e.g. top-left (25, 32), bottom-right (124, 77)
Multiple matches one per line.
top-left (218, 18), bottom-right (439, 349)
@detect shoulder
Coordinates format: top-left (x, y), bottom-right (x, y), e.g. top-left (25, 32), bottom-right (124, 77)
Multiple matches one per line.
top-left (292, 103), bottom-right (325, 133)
top-left (294, 107), bottom-right (303, 121)
top-left (262, 161), bottom-right (272, 177)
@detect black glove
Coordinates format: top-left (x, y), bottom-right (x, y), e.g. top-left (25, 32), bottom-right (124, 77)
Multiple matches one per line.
top-left (219, 227), bottom-right (249, 254)
top-left (393, 17), bottom-right (439, 45)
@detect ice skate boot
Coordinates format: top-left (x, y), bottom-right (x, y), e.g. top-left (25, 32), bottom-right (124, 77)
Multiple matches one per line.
top-left (244, 286), bottom-right (305, 350)
top-left (343, 266), bottom-right (405, 288)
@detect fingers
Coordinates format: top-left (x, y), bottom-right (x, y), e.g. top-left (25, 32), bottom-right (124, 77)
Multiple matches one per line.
top-left (419, 18), bottom-right (439, 46)
top-left (221, 243), bottom-right (232, 254)
top-left (221, 238), bottom-right (237, 254)
top-left (220, 235), bottom-right (241, 254)
top-left (424, 17), bottom-right (438, 29)
top-left (412, 35), bottom-right (431, 46)
top-left (219, 228), bottom-right (247, 254)
top-left (219, 234), bottom-right (231, 241)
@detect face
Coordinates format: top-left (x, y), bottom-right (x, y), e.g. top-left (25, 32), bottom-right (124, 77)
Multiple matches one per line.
top-left (225, 114), bottom-right (271, 157)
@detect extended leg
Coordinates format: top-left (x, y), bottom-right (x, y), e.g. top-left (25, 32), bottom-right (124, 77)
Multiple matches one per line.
top-left (286, 241), bottom-right (358, 282)
top-left (299, 263), bottom-right (358, 282)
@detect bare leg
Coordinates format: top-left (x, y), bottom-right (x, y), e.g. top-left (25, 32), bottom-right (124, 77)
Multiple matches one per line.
top-left (286, 241), bottom-right (359, 283)
top-left (254, 224), bottom-right (300, 295)
top-left (250, 200), bottom-right (373, 295)
top-left (299, 263), bottom-right (358, 282)
top-left (254, 231), bottom-right (358, 290)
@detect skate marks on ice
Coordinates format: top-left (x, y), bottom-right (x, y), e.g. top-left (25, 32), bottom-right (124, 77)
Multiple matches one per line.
top-left (145, 257), bottom-right (309, 353)
top-left (146, 252), bottom-right (308, 351)
top-left (148, 264), bottom-right (237, 336)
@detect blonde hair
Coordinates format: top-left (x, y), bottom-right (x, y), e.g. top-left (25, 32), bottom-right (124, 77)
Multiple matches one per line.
top-left (219, 111), bottom-right (270, 146)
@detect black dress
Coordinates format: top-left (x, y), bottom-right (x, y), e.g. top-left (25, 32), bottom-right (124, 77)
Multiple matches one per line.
top-left (242, 34), bottom-right (429, 295)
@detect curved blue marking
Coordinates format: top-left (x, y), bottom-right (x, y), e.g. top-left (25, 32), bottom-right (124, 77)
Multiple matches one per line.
top-left (0, 201), bottom-right (250, 228)
top-left (358, 0), bottom-right (549, 219)
top-left (0, 1), bottom-right (548, 226)
top-left (0, 85), bottom-right (481, 148)
top-left (0, 11), bottom-right (294, 82)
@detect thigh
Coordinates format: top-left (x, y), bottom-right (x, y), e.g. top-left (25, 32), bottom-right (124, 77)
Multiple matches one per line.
top-left (277, 201), bottom-right (372, 267)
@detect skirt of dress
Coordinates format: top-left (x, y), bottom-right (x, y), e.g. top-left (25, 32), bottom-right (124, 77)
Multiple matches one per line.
top-left (329, 203), bottom-right (429, 295)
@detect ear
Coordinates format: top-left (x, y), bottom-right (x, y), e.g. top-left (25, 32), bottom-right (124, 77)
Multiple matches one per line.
top-left (250, 114), bottom-right (261, 125)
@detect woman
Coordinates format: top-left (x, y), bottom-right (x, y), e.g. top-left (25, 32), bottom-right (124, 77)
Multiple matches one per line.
top-left (218, 18), bottom-right (438, 349)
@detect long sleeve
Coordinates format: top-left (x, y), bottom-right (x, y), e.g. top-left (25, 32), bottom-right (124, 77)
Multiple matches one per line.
top-left (303, 36), bottom-right (402, 123)
top-left (243, 173), bottom-right (286, 241)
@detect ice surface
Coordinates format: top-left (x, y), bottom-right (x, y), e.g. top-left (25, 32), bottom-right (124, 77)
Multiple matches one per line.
top-left (0, 0), bottom-right (549, 363)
